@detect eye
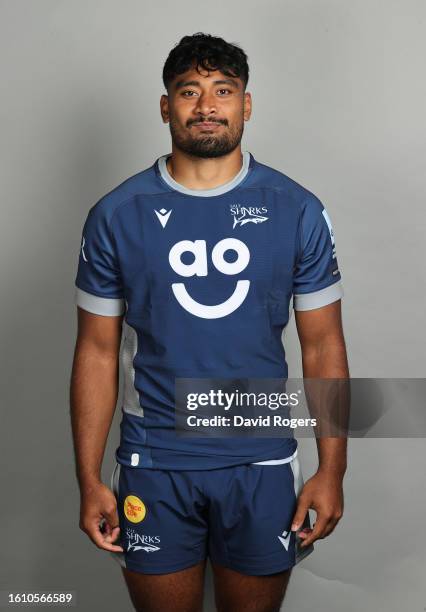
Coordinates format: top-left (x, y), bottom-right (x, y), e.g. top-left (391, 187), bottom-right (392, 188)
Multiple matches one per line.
top-left (181, 90), bottom-right (198, 97)
top-left (217, 88), bottom-right (232, 95)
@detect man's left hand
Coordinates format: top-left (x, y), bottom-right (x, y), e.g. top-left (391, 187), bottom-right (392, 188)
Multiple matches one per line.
top-left (291, 470), bottom-right (344, 548)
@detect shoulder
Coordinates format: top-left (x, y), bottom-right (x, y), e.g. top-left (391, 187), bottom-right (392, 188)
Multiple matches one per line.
top-left (251, 157), bottom-right (324, 215)
top-left (85, 160), bottom-right (160, 225)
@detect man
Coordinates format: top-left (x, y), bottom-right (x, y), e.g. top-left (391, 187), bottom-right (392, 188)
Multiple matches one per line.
top-left (70, 32), bottom-right (348, 612)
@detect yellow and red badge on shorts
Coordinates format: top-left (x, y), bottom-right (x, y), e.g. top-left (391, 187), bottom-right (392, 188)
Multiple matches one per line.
top-left (124, 495), bottom-right (147, 523)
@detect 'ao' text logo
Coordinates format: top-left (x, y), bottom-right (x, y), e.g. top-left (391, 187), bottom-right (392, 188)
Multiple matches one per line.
top-left (168, 238), bottom-right (250, 319)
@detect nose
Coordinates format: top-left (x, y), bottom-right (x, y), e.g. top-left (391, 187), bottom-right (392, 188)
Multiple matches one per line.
top-left (194, 90), bottom-right (217, 119)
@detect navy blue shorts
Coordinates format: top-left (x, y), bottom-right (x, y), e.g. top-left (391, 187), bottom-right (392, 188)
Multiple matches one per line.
top-left (109, 451), bottom-right (314, 575)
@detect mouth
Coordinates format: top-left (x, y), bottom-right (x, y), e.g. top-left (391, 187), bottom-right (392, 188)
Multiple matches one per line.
top-left (192, 122), bottom-right (223, 130)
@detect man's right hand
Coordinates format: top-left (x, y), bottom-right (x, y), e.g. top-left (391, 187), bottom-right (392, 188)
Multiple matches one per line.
top-left (79, 482), bottom-right (124, 552)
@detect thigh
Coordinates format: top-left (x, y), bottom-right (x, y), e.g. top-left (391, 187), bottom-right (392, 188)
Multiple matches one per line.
top-left (122, 559), bottom-right (207, 612)
top-left (211, 561), bottom-right (292, 612)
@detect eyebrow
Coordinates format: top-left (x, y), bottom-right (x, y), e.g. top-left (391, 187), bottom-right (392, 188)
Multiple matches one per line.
top-left (174, 78), bottom-right (239, 90)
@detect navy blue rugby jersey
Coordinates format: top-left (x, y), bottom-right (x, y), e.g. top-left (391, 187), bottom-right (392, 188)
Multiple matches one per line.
top-left (74, 151), bottom-right (344, 469)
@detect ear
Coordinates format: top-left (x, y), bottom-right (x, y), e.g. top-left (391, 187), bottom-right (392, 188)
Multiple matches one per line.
top-left (160, 94), bottom-right (169, 123)
top-left (243, 92), bottom-right (252, 121)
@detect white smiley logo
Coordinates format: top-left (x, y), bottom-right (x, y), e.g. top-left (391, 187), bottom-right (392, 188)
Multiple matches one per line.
top-left (168, 238), bottom-right (250, 319)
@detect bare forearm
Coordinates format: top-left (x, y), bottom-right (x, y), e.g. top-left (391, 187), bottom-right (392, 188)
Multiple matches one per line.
top-left (302, 340), bottom-right (349, 476)
top-left (70, 344), bottom-right (119, 491)
top-left (301, 338), bottom-right (349, 379)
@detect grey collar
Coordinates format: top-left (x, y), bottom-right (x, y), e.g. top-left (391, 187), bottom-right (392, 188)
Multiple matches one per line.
top-left (157, 150), bottom-right (251, 197)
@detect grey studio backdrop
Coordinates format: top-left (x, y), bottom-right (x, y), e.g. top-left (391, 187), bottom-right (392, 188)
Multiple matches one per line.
top-left (1, 1), bottom-right (425, 611)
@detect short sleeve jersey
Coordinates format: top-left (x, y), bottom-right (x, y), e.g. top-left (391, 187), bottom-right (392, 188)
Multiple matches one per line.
top-left (74, 151), bottom-right (344, 469)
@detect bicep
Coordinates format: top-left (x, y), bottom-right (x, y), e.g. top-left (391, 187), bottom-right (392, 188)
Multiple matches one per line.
top-left (294, 299), bottom-right (344, 349)
top-left (76, 306), bottom-right (124, 357)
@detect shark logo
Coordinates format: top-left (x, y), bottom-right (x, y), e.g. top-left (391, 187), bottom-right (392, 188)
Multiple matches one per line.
top-left (230, 204), bottom-right (268, 229)
top-left (126, 528), bottom-right (161, 553)
top-left (128, 543), bottom-right (161, 553)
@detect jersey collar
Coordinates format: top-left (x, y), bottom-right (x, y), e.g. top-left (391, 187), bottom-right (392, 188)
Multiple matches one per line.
top-left (156, 150), bottom-right (253, 197)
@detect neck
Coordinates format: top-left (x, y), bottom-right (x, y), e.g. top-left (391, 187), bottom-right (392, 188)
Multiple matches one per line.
top-left (166, 146), bottom-right (243, 190)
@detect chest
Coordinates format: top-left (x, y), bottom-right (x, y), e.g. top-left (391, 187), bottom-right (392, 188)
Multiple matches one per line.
top-left (113, 190), bottom-right (299, 316)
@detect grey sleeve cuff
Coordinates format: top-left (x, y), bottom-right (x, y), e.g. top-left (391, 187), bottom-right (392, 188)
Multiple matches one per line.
top-left (75, 287), bottom-right (125, 316)
top-left (293, 279), bottom-right (344, 311)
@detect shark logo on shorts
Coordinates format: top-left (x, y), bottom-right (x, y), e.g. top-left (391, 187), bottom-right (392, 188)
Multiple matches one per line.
top-left (126, 528), bottom-right (161, 553)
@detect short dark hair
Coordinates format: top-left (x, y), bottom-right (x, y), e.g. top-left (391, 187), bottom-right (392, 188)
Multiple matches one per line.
top-left (162, 32), bottom-right (249, 92)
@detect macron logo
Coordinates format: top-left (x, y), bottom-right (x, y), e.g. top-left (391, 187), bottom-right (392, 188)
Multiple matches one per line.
top-left (155, 208), bottom-right (172, 228)
top-left (278, 530), bottom-right (292, 551)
